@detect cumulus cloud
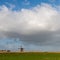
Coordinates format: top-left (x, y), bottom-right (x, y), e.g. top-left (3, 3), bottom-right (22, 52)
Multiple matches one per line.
top-left (0, 3), bottom-right (60, 46)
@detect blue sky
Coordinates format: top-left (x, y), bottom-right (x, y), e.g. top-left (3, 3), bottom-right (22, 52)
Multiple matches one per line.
top-left (0, 0), bottom-right (60, 10)
top-left (0, 0), bottom-right (60, 52)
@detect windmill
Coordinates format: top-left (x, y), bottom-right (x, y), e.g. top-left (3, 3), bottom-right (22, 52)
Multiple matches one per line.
top-left (18, 46), bottom-right (24, 52)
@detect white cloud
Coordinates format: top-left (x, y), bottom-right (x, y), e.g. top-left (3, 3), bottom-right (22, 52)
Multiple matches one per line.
top-left (0, 3), bottom-right (60, 49)
top-left (5, 2), bottom-right (16, 9)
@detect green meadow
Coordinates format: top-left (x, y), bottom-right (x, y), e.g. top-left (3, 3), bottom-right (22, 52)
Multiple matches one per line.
top-left (0, 52), bottom-right (60, 60)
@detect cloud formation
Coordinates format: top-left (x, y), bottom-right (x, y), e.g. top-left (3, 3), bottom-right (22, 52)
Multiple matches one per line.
top-left (0, 3), bottom-right (60, 47)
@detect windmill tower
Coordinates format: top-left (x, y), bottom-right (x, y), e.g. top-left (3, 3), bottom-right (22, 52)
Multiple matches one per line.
top-left (18, 46), bottom-right (24, 52)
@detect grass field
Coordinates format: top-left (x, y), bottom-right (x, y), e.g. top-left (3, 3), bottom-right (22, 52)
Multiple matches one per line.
top-left (0, 52), bottom-right (60, 60)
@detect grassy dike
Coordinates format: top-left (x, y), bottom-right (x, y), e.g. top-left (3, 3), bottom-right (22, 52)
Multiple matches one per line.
top-left (0, 52), bottom-right (60, 60)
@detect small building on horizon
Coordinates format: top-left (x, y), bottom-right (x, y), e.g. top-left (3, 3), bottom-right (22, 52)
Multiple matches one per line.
top-left (0, 50), bottom-right (11, 53)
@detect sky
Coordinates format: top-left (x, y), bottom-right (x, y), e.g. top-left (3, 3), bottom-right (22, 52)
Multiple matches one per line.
top-left (0, 0), bottom-right (60, 52)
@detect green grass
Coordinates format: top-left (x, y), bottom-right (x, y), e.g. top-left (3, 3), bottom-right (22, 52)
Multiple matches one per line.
top-left (0, 52), bottom-right (60, 60)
